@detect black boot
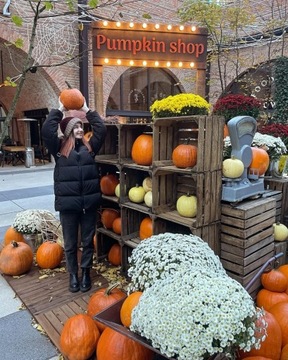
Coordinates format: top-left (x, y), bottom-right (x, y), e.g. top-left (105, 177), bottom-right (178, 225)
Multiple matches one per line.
top-left (80, 268), bottom-right (91, 292)
top-left (69, 273), bottom-right (80, 293)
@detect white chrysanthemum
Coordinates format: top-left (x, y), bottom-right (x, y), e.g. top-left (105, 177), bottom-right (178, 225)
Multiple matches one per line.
top-left (127, 233), bottom-right (226, 292)
top-left (13, 209), bottom-right (56, 234)
top-left (130, 271), bottom-right (265, 360)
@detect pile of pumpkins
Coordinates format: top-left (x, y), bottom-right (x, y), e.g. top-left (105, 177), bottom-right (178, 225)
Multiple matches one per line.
top-left (0, 226), bottom-right (64, 276)
top-left (60, 283), bottom-right (154, 360)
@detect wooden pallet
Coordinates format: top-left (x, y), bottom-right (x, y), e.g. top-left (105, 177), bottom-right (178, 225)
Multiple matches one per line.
top-left (3, 264), bottom-right (109, 353)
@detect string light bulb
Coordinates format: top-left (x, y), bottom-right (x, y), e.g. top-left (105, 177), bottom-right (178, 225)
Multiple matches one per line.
top-left (103, 21), bottom-right (108, 26)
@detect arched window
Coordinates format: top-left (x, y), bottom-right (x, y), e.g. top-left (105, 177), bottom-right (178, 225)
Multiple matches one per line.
top-left (106, 67), bottom-right (182, 119)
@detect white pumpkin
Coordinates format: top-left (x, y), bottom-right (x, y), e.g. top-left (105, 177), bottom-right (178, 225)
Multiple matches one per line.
top-left (144, 190), bottom-right (153, 207)
top-left (142, 177), bottom-right (152, 192)
top-left (222, 156), bottom-right (244, 179)
top-left (176, 194), bottom-right (197, 218)
top-left (115, 183), bottom-right (120, 198)
top-left (273, 222), bottom-right (288, 241)
top-left (128, 185), bottom-right (146, 203)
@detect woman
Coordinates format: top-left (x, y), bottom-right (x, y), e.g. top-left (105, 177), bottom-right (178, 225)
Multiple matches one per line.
top-left (42, 99), bottom-right (106, 293)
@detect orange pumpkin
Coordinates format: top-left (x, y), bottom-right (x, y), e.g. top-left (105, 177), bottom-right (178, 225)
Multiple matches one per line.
top-left (241, 357), bottom-right (273, 360)
top-left (0, 241), bottom-right (33, 276)
top-left (100, 174), bottom-right (119, 196)
top-left (269, 301), bottom-right (288, 347)
top-left (131, 134), bottom-right (153, 166)
top-left (59, 88), bottom-right (84, 110)
top-left (120, 291), bottom-right (143, 328)
top-left (172, 144), bottom-right (197, 168)
top-left (108, 243), bottom-right (121, 266)
top-left (256, 288), bottom-right (288, 311)
top-left (87, 283), bottom-right (126, 332)
top-left (278, 264), bottom-right (288, 288)
top-left (238, 311), bottom-right (281, 360)
top-left (60, 314), bottom-right (100, 360)
top-left (261, 269), bottom-right (288, 292)
top-left (101, 209), bottom-right (119, 229)
top-left (96, 327), bottom-right (154, 360)
top-left (3, 226), bottom-right (25, 246)
top-left (249, 147), bottom-right (270, 176)
top-left (139, 217), bottom-right (153, 240)
top-left (36, 241), bottom-right (64, 269)
top-left (112, 217), bottom-right (122, 235)
top-left (84, 131), bottom-right (93, 141)
top-left (281, 344), bottom-right (288, 360)
top-left (224, 124), bottom-right (229, 138)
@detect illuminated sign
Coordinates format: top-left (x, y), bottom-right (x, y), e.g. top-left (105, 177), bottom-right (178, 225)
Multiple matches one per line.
top-left (92, 21), bottom-right (208, 69)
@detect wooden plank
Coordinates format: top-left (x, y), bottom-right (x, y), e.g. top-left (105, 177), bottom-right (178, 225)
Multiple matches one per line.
top-left (221, 227), bottom-right (272, 249)
top-left (221, 236), bottom-right (273, 257)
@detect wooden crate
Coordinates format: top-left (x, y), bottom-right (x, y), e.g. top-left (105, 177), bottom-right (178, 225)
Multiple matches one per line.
top-left (264, 177), bottom-right (288, 224)
top-left (221, 197), bottom-right (276, 296)
top-left (274, 241), bottom-right (287, 266)
top-left (262, 189), bottom-right (282, 222)
top-left (152, 169), bottom-right (222, 227)
top-left (95, 227), bottom-right (122, 261)
top-left (153, 115), bottom-right (224, 172)
top-left (154, 218), bottom-right (221, 255)
top-left (96, 124), bottom-right (119, 163)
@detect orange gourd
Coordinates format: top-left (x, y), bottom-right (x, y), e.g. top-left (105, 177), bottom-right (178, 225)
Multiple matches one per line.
top-left (3, 226), bottom-right (25, 246)
top-left (108, 243), bottom-right (121, 266)
top-left (269, 301), bottom-right (288, 347)
top-left (131, 134), bottom-right (153, 166)
top-left (241, 357), bottom-right (273, 360)
top-left (237, 311), bottom-right (281, 360)
top-left (120, 291), bottom-right (143, 328)
top-left (172, 143), bottom-right (197, 168)
top-left (36, 241), bottom-right (64, 269)
top-left (100, 174), bottom-right (119, 196)
top-left (261, 269), bottom-right (288, 292)
top-left (84, 131), bottom-right (93, 142)
top-left (139, 217), bottom-right (153, 240)
top-left (101, 209), bottom-right (119, 229)
top-left (0, 241), bottom-right (33, 276)
top-left (224, 124), bottom-right (229, 138)
top-left (60, 314), bottom-right (100, 360)
top-left (256, 288), bottom-right (288, 311)
top-left (278, 264), bottom-right (288, 287)
top-left (87, 283), bottom-right (126, 332)
top-left (281, 344), bottom-right (288, 360)
top-left (96, 327), bottom-right (154, 360)
top-left (249, 147), bottom-right (270, 176)
top-left (59, 88), bottom-right (84, 110)
top-left (112, 217), bottom-right (121, 235)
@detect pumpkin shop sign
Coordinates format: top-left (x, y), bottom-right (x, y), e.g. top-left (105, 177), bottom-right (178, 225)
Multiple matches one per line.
top-left (92, 21), bottom-right (208, 69)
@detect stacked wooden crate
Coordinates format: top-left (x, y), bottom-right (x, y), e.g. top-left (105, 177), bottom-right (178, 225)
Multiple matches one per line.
top-left (95, 115), bottom-right (225, 274)
top-left (221, 197), bottom-right (276, 298)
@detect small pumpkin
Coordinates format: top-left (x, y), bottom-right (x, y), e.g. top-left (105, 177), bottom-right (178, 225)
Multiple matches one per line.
top-left (0, 241), bottom-right (33, 276)
top-left (84, 131), bottom-right (93, 142)
top-left (142, 176), bottom-right (152, 192)
top-left (131, 134), bottom-right (153, 166)
top-left (222, 155), bottom-right (244, 179)
top-left (261, 269), bottom-right (288, 292)
top-left (96, 327), bottom-right (154, 360)
top-left (128, 185), bottom-right (145, 203)
top-left (101, 209), bottom-right (119, 229)
top-left (36, 241), bottom-right (64, 269)
top-left (100, 174), bottom-right (119, 196)
top-left (172, 143), bottom-right (197, 168)
top-left (237, 311), bottom-right (281, 360)
top-left (59, 88), bottom-right (84, 110)
top-left (278, 264), bottom-right (288, 288)
top-left (249, 147), bottom-right (270, 176)
top-left (176, 194), bottom-right (197, 218)
top-left (281, 344), bottom-right (288, 360)
top-left (60, 314), bottom-right (100, 360)
top-left (120, 291), bottom-right (143, 328)
top-left (144, 190), bottom-right (153, 208)
top-left (269, 301), bottom-right (288, 347)
top-left (139, 217), bottom-right (153, 240)
top-left (273, 222), bottom-right (288, 241)
top-left (112, 217), bottom-right (121, 235)
top-left (108, 243), bottom-right (121, 266)
top-left (87, 283), bottom-right (126, 332)
top-left (114, 183), bottom-right (120, 198)
top-left (3, 226), bottom-right (25, 246)
top-left (256, 288), bottom-right (288, 311)
top-left (223, 124), bottom-right (229, 138)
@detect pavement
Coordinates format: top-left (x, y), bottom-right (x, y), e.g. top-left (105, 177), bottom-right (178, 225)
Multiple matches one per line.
top-left (0, 161), bottom-right (61, 360)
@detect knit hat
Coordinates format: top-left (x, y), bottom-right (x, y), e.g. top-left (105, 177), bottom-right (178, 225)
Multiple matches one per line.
top-left (60, 117), bottom-right (82, 137)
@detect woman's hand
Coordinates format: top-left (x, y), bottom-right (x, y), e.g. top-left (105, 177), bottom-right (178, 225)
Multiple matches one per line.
top-left (81, 99), bottom-right (90, 114)
top-left (58, 98), bottom-right (66, 113)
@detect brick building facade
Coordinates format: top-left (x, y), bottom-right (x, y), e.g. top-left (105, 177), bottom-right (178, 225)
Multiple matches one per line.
top-left (0, 0), bottom-right (287, 145)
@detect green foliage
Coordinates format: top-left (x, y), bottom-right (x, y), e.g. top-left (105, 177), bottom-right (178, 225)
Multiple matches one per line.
top-left (44, 2), bottom-right (54, 11)
top-left (88, 0), bottom-right (98, 7)
top-left (14, 38), bottom-right (24, 49)
top-left (11, 15), bottom-right (23, 27)
top-left (273, 57), bottom-right (288, 124)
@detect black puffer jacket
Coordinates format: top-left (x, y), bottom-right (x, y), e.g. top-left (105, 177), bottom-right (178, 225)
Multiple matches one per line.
top-left (41, 109), bottom-right (106, 213)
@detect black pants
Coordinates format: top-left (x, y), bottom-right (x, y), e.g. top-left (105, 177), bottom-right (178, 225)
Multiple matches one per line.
top-left (60, 211), bottom-right (96, 274)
